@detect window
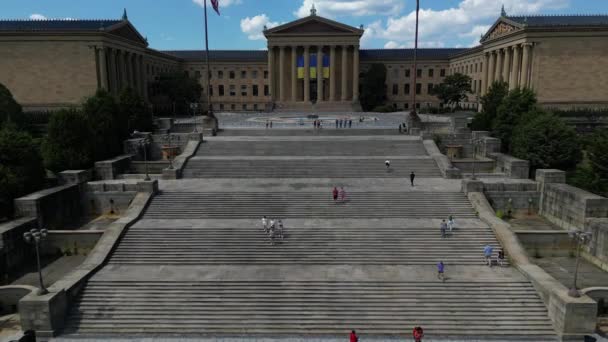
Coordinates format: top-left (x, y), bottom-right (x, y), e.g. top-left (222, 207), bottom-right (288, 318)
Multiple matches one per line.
top-left (478, 80), bottom-right (482, 94)
top-left (416, 83), bottom-right (421, 95)
top-left (195, 70), bottom-right (201, 78)
top-left (427, 83), bottom-right (434, 94)
top-left (242, 104), bottom-right (247, 111)
top-left (253, 85), bottom-right (259, 96)
top-left (474, 64), bottom-right (478, 73)
top-left (417, 69), bottom-right (422, 77)
top-left (472, 81), bottom-right (476, 92)
top-left (252, 70), bottom-right (258, 79)
top-left (264, 70), bottom-right (269, 79)
top-left (428, 69), bottom-right (434, 77)
top-left (254, 104), bottom-right (258, 111)
top-left (209, 85), bottom-right (213, 96)
top-left (229, 85), bottom-right (236, 96)
top-left (231, 104), bottom-right (235, 110)
top-left (392, 84), bottom-right (399, 95)
top-left (229, 71), bottom-right (235, 79)
top-left (404, 84), bottom-right (410, 94)
top-left (218, 71), bottom-right (224, 79)
top-left (416, 103), bottom-right (421, 109)
top-left (219, 85), bottom-right (225, 96)
top-left (440, 69), bottom-right (446, 77)
top-left (264, 85), bottom-right (269, 96)
top-left (392, 68), bottom-right (399, 78)
top-left (405, 103), bottom-right (409, 109)
top-left (405, 69), bottom-right (411, 78)
top-left (219, 104), bottom-right (224, 111)
top-left (241, 70), bottom-right (247, 79)
top-left (241, 85), bottom-right (247, 96)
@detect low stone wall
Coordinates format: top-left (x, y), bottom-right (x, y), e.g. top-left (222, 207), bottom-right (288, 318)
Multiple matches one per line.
top-left (461, 178), bottom-right (539, 214)
top-left (467, 191), bottom-right (597, 338)
top-left (451, 159), bottom-right (494, 173)
top-left (488, 153), bottom-right (530, 179)
top-left (515, 231), bottom-right (574, 257)
top-left (84, 180), bottom-right (157, 216)
top-left (422, 139), bottom-right (461, 179)
top-left (19, 190), bottom-right (155, 338)
top-left (129, 161), bottom-right (170, 174)
top-left (0, 285), bottom-right (36, 314)
top-left (94, 155), bottom-right (133, 180)
top-left (40, 230), bottom-right (104, 257)
top-left (163, 140), bottom-right (202, 180)
top-left (14, 184), bottom-right (83, 229)
top-left (0, 217), bottom-right (38, 284)
top-left (585, 218), bottom-right (608, 271)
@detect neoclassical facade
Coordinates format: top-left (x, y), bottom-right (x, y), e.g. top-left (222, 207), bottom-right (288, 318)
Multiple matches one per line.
top-left (1, 9), bottom-right (608, 112)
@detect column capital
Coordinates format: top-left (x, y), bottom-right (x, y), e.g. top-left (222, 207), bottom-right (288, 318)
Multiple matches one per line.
top-left (304, 45), bottom-right (310, 51)
top-left (521, 42), bottom-right (533, 47)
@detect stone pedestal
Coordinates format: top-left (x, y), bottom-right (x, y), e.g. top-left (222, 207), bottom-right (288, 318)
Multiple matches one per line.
top-left (445, 145), bottom-right (462, 159)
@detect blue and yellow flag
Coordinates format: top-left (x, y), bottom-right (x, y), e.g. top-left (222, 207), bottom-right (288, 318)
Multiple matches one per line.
top-left (297, 54), bottom-right (330, 79)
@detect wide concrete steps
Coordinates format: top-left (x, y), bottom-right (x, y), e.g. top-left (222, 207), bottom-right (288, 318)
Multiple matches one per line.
top-left (109, 225), bottom-right (504, 265)
top-left (183, 158), bottom-right (442, 178)
top-left (220, 128), bottom-right (401, 136)
top-left (195, 140), bottom-right (428, 157)
top-left (63, 280), bottom-right (555, 338)
top-left (142, 192), bottom-right (477, 219)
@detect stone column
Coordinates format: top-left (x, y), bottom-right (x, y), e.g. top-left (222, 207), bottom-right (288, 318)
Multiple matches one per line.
top-left (502, 47), bottom-right (511, 83)
top-left (521, 43), bottom-right (532, 88)
top-left (317, 46), bottom-right (323, 102)
top-left (279, 46), bottom-right (286, 102)
top-left (291, 46), bottom-right (298, 102)
top-left (341, 45), bottom-right (348, 101)
top-left (98, 47), bottom-right (108, 90)
top-left (111, 49), bottom-right (120, 92)
top-left (304, 46), bottom-right (310, 102)
top-left (352, 45), bottom-right (360, 102)
top-left (122, 51), bottom-right (130, 90)
top-left (481, 52), bottom-right (489, 95)
top-left (509, 45), bottom-right (521, 90)
top-left (487, 51), bottom-right (496, 86)
top-left (494, 49), bottom-right (503, 82)
top-left (268, 46), bottom-right (275, 101)
top-left (329, 45), bottom-right (336, 101)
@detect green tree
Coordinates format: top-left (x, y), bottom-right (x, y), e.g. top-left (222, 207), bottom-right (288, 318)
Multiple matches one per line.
top-left (431, 73), bottom-right (472, 107)
top-left (119, 88), bottom-right (153, 134)
top-left (360, 63), bottom-right (387, 111)
top-left (492, 87), bottom-right (537, 152)
top-left (42, 109), bottom-right (93, 172)
top-left (586, 128), bottom-right (608, 181)
top-left (82, 89), bottom-right (123, 161)
top-left (470, 81), bottom-right (509, 131)
top-left (153, 72), bottom-right (202, 111)
top-left (0, 83), bottom-right (23, 128)
top-left (0, 127), bottom-right (45, 219)
top-left (512, 110), bottom-right (582, 173)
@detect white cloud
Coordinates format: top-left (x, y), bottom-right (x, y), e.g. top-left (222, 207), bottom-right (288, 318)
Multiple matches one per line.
top-left (364, 0), bottom-right (569, 48)
top-left (240, 14), bottom-right (279, 40)
top-left (192, 0), bottom-right (242, 10)
top-left (29, 13), bottom-right (47, 20)
top-left (295, 0), bottom-right (405, 18)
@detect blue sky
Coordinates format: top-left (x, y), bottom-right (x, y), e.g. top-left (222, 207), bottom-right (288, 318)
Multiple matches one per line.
top-left (3, 0), bottom-right (608, 50)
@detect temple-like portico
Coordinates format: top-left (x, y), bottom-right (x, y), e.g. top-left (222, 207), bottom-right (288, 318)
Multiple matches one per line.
top-left (264, 8), bottom-right (363, 111)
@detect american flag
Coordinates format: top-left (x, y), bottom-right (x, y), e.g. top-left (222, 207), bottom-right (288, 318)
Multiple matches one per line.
top-left (210, 0), bottom-right (220, 15)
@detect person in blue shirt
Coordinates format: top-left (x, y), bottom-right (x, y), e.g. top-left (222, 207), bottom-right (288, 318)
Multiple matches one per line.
top-left (484, 245), bottom-right (494, 267)
top-left (437, 261), bottom-right (445, 282)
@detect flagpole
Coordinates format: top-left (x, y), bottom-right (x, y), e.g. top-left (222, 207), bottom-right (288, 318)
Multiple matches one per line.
top-left (204, 0), bottom-right (215, 127)
top-left (409, 0), bottom-right (421, 129)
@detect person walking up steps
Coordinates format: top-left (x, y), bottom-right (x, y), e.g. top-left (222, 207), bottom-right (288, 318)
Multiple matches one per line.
top-left (335, 119), bottom-right (339, 128)
top-left (447, 215), bottom-right (456, 233)
top-left (339, 187), bottom-right (347, 203)
top-left (332, 186), bottom-right (339, 203)
top-left (385, 160), bottom-right (391, 170)
top-left (349, 119), bottom-right (352, 128)
top-left (410, 171), bottom-right (416, 186)
top-left (350, 330), bottom-right (358, 342)
top-left (437, 261), bottom-right (445, 282)
top-left (440, 219), bottom-right (447, 238)
top-left (484, 244), bottom-right (494, 267)
top-left (261, 216), bottom-right (268, 232)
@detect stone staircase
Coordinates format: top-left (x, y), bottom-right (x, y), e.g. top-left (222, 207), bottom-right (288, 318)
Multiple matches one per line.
top-left (108, 219), bottom-right (502, 265)
top-left (63, 280), bottom-right (556, 338)
top-left (219, 128), bottom-right (400, 136)
top-left (141, 191), bottom-right (476, 219)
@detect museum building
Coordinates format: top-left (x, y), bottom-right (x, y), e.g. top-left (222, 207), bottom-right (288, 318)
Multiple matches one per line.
top-left (1, 8), bottom-right (608, 112)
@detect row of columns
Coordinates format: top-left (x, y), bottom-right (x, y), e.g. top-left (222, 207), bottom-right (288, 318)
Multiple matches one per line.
top-left (96, 47), bottom-right (147, 99)
top-left (268, 44), bottom-right (359, 103)
top-left (481, 43), bottom-right (533, 95)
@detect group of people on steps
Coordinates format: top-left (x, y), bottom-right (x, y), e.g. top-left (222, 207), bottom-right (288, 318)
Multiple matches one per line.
top-left (350, 327), bottom-right (424, 342)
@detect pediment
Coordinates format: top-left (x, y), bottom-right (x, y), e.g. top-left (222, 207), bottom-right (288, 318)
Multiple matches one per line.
top-left (481, 18), bottom-right (523, 43)
top-left (106, 21), bottom-right (148, 46)
top-left (265, 16), bottom-right (363, 37)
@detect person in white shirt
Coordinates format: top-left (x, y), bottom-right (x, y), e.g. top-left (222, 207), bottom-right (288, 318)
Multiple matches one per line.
top-left (261, 216), bottom-right (268, 232)
top-left (385, 160), bottom-right (391, 170)
top-left (447, 215), bottom-right (455, 233)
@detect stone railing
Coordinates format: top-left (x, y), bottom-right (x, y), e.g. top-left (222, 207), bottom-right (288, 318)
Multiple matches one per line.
top-left (0, 285), bottom-right (37, 314)
top-left (467, 190), bottom-right (597, 338)
top-left (19, 186), bottom-right (156, 338)
top-left (14, 184), bottom-right (83, 229)
top-left (488, 153), bottom-right (530, 179)
top-left (422, 139), bottom-right (461, 179)
top-left (162, 140), bottom-right (202, 180)
top-left (94, 155), bottom-right (133, 180)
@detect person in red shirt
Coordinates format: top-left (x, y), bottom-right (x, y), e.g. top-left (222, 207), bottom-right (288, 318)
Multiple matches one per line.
top-left (332, 187), bottom-right (339, 203)
top-left (413, 326), bottom-right (424, 342)
top-left (349, 330), bottom-right (358, 342)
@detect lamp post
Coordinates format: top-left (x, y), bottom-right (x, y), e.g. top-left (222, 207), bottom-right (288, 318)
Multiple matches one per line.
top-left (190, 102), bottom-right (199, 133)
top-left (132, 131), bottom-right (151, 181)
top-left (567, 229), bottom-right (592, 297)
top-left (23, 228), bottom-right (49, 295)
